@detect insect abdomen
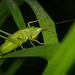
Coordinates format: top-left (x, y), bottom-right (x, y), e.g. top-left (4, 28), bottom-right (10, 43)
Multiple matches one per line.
top-left (0, 41), bottom-right (19, 54)
top-left (0, 30), bottom-right (28, 55)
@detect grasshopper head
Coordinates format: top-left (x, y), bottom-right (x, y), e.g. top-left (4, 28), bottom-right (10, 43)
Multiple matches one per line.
top-left (31, 28), bottom-right (42, 39)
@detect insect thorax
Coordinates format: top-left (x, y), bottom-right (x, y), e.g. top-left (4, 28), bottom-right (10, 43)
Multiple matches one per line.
top-left (22, 27), bottom-right (42, 39)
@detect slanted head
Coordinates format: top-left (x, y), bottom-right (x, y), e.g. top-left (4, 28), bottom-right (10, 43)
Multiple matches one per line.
top-left (31, 27), bottom-right (42, 39)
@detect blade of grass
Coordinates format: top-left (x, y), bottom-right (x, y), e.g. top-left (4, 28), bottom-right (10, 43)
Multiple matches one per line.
top-left (0, 11), bottom-right (9, 27)
top-left (0, 1), bottom-right (9, 27)
top-left (0, 1), bottom-right (8, 18)
top-left (0, 0), bottom-right (24, 27)
top-left (4, 0), bottom-right (26, 29)
top-left (43, 22), bottom-right (75, 75)
top-left (25, 0), bottom-right (58, 44)
top-left (3, 44), bottom-right (59, 58)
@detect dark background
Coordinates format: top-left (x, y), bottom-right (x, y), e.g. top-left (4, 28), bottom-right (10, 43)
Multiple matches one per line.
top-left (1, 0), bottom-right (75, 75)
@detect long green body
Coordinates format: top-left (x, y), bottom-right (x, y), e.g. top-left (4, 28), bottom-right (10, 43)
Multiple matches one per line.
top-left (0, 27), bottom-right (42, 55)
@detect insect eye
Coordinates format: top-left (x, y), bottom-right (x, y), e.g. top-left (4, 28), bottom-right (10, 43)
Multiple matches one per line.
top-left (30, 35), bottom-right (35, 39)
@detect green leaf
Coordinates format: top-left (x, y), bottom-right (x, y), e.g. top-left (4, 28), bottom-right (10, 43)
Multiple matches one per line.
top-left (25, 0), bottom-right (58, 44)
top-left (0, 1), bottom-right (9, 27)
top-left (3, 44), bottom-right (59, 58)
top-left (43, 22), bottom-right (75, 75)
top-left (4, 0), bottom-right (26, 29)
top-left (0, 0), bottom-right (24, 28)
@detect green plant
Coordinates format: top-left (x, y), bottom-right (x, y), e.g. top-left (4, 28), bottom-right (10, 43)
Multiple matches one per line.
top-left (0, 0), bottom-right (75, 75)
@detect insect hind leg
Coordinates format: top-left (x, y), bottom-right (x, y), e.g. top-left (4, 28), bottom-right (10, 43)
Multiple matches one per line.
top-left (0, 34), bottom-right (23, 49)
top-left (0, 30), bottom-right (11, 36)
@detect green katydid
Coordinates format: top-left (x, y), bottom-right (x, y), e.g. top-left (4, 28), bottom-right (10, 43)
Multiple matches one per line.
top-left (0, 19), bottom-right (75, 56)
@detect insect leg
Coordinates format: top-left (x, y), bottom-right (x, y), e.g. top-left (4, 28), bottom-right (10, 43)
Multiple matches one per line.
top-left (29, 40), bottom-right (35, 47)
top-left (27, 20), bottom-right (41, 27)
top-left (17, 37), bottom-right (24, 50)
top-left (0, 30), bottom-right (11, 36)
top-left (0, 34), bottom-right (19, 45)
top-left (30, 38), bottom-right (45, 45)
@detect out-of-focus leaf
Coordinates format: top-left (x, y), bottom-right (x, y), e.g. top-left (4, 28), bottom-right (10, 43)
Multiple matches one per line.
top-left (4, 0), bottom-right (26, 29)
top-left (0, 1), bottom-right (9, 27)
top-left (43, 22), bottom-right (75, 75)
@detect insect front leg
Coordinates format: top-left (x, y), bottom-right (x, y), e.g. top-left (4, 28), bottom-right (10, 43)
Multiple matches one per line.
top-left (30, 38), bottom-right (45, 45)
top-left (27, 20), bottom-right (41, 27)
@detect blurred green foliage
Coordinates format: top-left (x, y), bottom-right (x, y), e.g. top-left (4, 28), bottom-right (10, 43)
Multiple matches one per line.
top-left (0, 0), bottom-right (75, 75)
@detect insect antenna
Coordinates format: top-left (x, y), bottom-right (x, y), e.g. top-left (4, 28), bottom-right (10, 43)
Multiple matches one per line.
top-left (42, 19), bottom-right (75, 30)
top-left (43, 29), bottom-right (60, 36)
top-left (43, 29), bottom-right (54, 33)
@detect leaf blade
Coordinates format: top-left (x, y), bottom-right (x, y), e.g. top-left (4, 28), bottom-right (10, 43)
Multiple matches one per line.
top-left (3, 44), bottom-right (59, 58)
top-left (4, 0), bottom-right (26, 29)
